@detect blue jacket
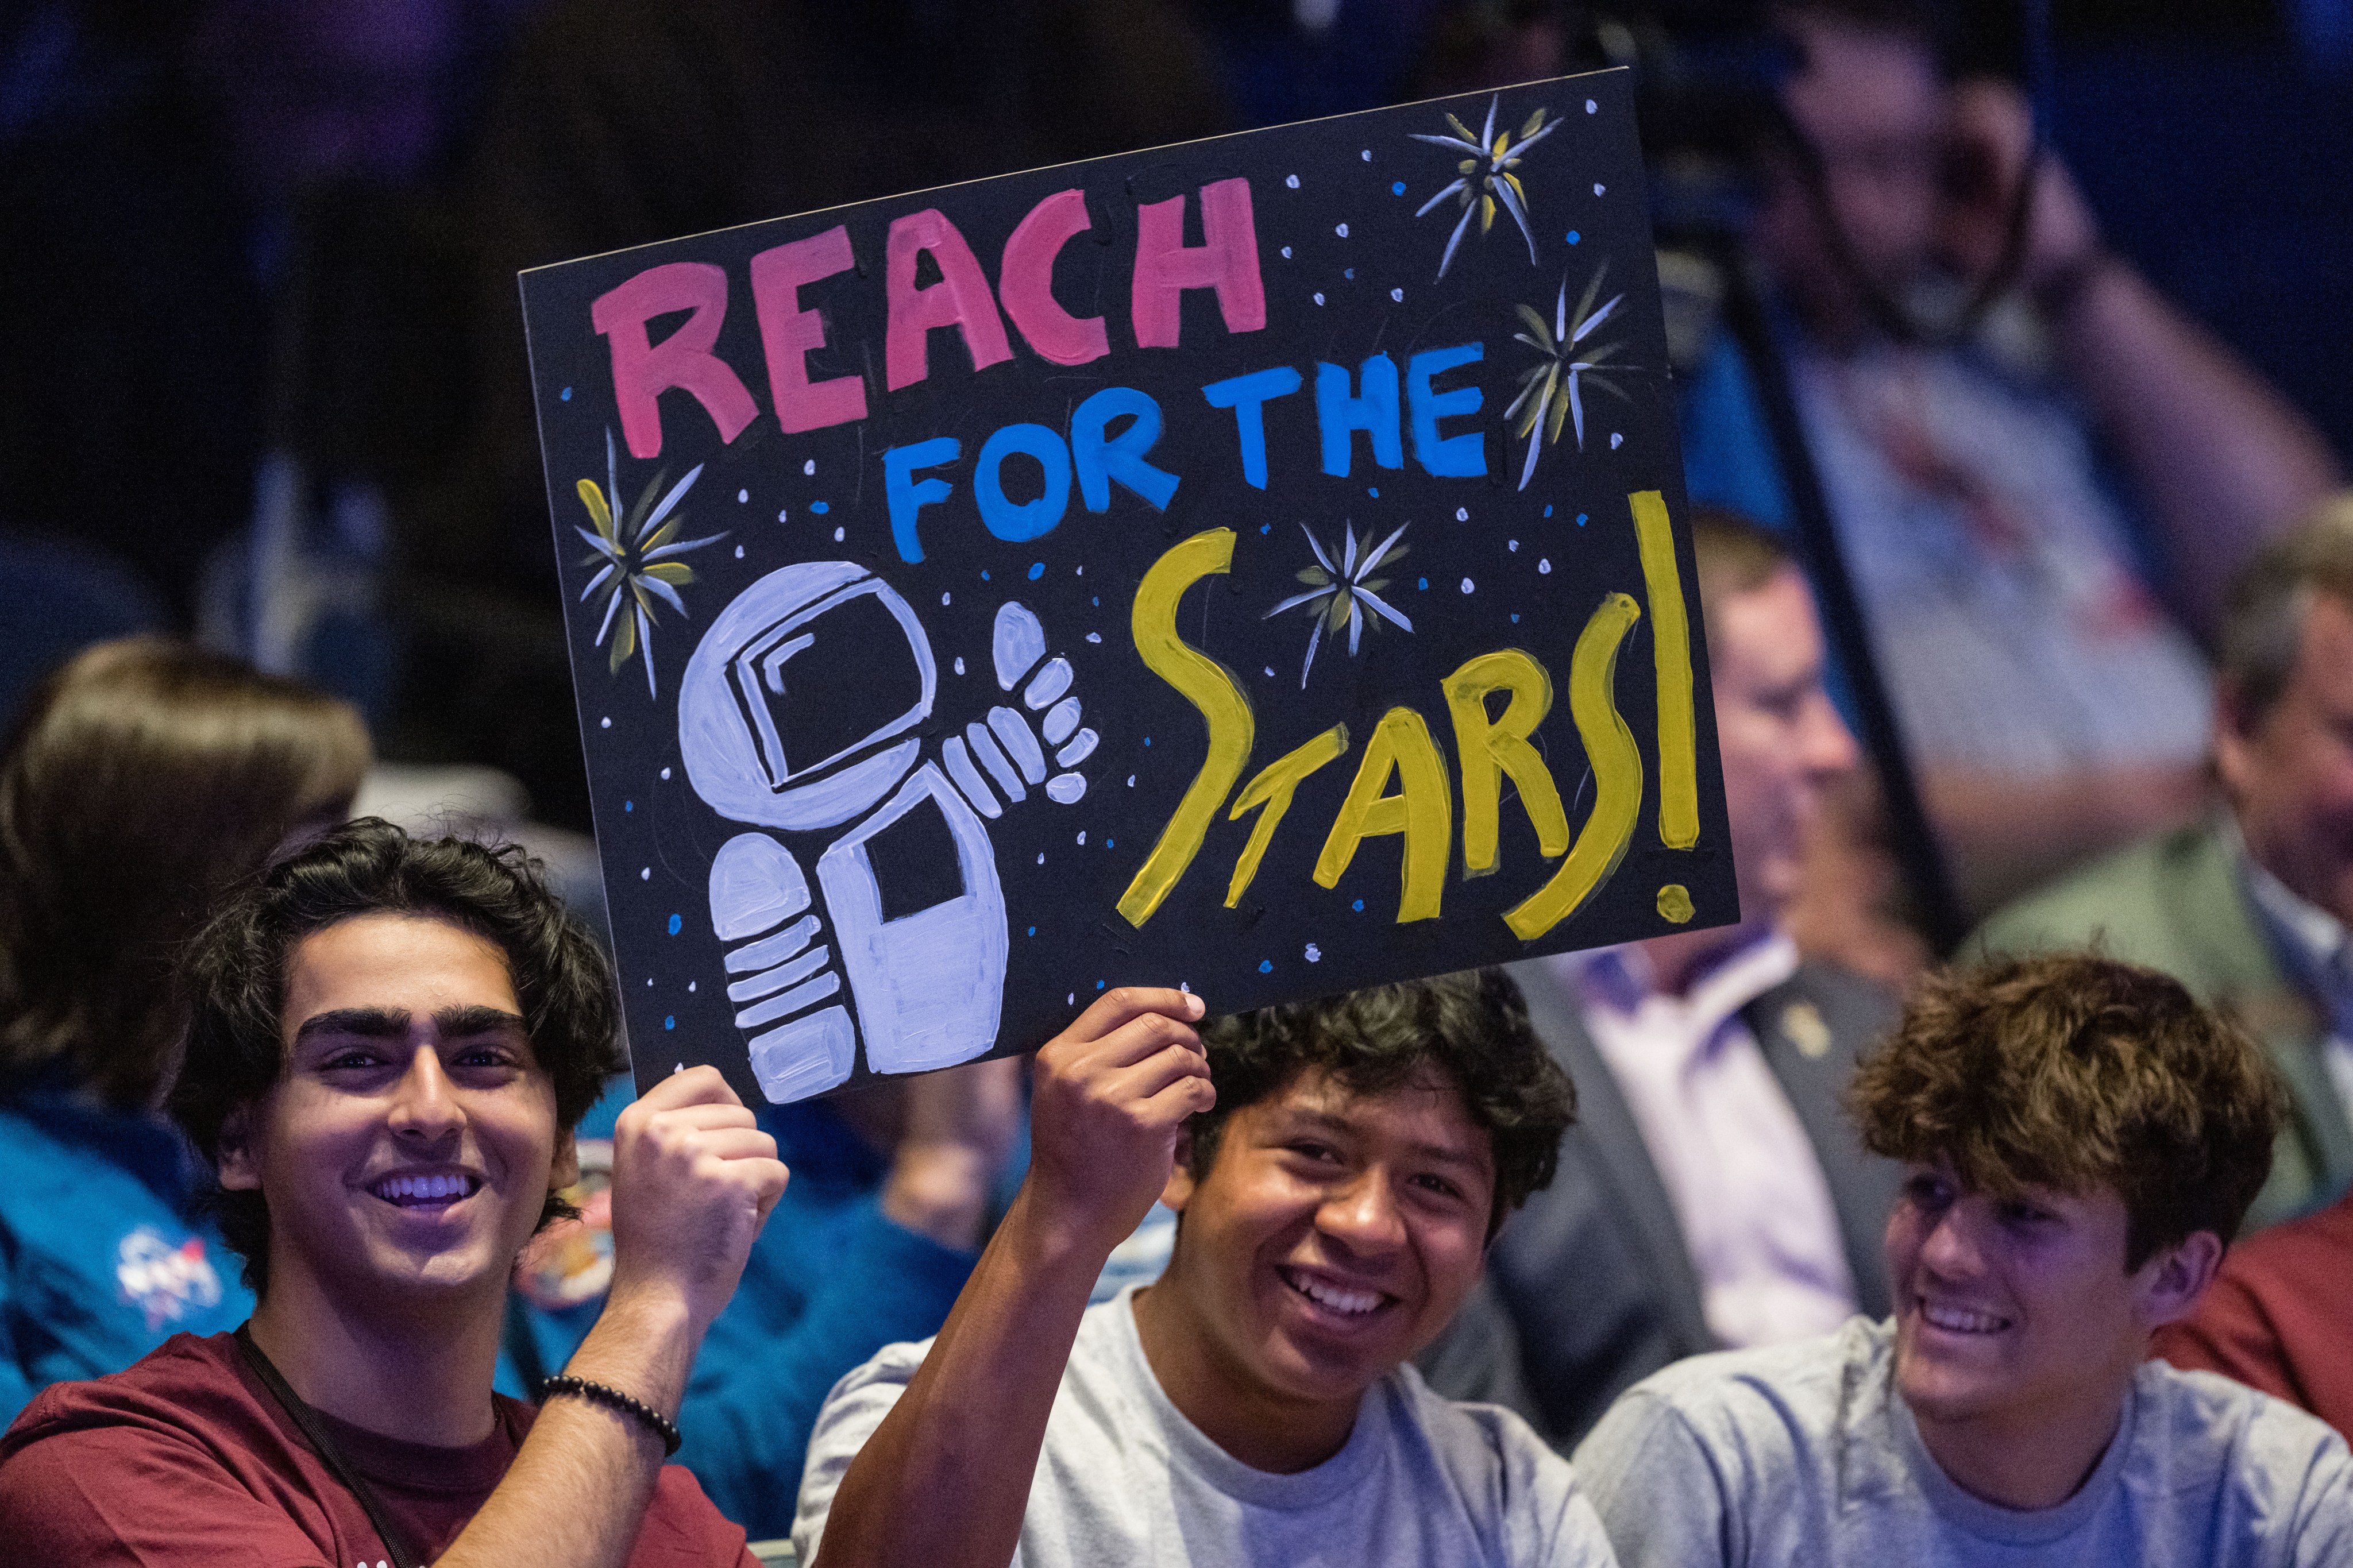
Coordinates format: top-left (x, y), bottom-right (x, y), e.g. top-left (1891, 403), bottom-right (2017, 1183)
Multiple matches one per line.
top-left (0, 1084), bottom-right (253, 1429)
top-left (499, 1083), bottom-right (976, 1539)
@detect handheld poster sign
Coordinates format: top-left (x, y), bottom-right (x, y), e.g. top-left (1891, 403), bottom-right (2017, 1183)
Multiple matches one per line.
top-left (522, 69), bottom-right (1736, 1101)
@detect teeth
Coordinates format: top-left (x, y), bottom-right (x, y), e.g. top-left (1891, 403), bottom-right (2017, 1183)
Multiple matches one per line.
top-left (1922, 1303), bottom-right (2008, 1334)
top-left (376, 1173), bottom-right (470, 1203)
top-left (1289, 1272), bottom-right (1382, 1316)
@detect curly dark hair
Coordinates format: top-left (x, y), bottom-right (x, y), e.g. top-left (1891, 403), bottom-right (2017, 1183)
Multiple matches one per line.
top-left (1848, 952), bottom-right (2285, 1269)
top-left (172, 818), bottom-right (625, 1295)
top-left (1191, 968), bottom-right (1575, 1238)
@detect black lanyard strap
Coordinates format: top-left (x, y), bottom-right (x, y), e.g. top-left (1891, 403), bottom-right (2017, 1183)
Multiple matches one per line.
top-left (235, 1324), bottom-right (426, 1568)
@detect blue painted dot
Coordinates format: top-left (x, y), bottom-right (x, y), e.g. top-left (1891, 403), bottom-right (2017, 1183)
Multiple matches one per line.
top-left (1091, 596), bottom-right (1100, 605)
top-left (1260, 523), bottom-right (1271, 533)
top-left (1028, 562), bottom-right (1045, 580)
top-left (1512, 612), bottom-right (1522, 623)
top-left (981, 569), bottom-right (991, 581)
top-left (1028, 926), bottom-right (1037, 936)
top-left (1352, 899), bottom-right (1365, 912)
top-left (560, 387), bottom-right (573, 401)
top-left (811, 500), bottom-right (830, 514)
top-left (1544, 504), bottom-right (1554, 517)
top-left (1391, 180), bottom-right (1406, 195)
top-left (1344, 268), bottom-right (1355, 280)
top-left (668, 913), bottom-right (682, 935)
top-left (1567, 230), bottom-right (1581, 245)
top-left (624, 800), bottom-right (634, 811)
top-left (1105, 838), bottom-right (1114, 848)
top-left (1368, 486), bottom-right (1380, 499)
top-left (1096, 980), bottom-right (1106, 990)
top-left (1144, 736), bottom-right (1152, 746)
top-left (1576, 512), bottom-right (1589, 527)
top-left (664, 1015), bottom-right (676, 1030)
top-left (1418, 576), bottom-right (1429, 590)
top-left (1258, 959), bottom-right (1274, 974)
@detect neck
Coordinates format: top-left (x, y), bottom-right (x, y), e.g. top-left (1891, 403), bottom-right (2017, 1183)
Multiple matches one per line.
top-left (246, 1262), bottom-right (506, 1447)
top-left (1130, 1277), bottom-right (1359, 1475)
top-left (1908, 1375), bottom-right (2132, 1513)
top-left (1634, 918), bottom-right (1772, 998)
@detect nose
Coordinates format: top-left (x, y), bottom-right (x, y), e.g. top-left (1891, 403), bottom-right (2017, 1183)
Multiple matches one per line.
top-left (387, 1045), bottom-right (464, 1143)
top-left (1915, 1199), bottom-right (1986, 1282)
top-left (1801, 688), bottom-right (1861, 779)
top-left (1317, 1169), bottom-right (1408, 1258)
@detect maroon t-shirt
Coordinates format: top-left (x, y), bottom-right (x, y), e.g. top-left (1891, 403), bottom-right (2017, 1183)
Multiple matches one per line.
top-left (2155, 1188), bottom-right (2353, 1443)
top-left (0, 1331), bottom-right (758, 1566)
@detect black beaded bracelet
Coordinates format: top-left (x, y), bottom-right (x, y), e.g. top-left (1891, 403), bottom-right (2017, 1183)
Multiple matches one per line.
top-left (540, 1374), bottom-right (682, 1456)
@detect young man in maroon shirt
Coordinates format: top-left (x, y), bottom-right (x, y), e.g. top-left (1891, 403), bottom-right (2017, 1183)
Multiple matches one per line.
top-left (0, 821), bottom-right (790, 1567)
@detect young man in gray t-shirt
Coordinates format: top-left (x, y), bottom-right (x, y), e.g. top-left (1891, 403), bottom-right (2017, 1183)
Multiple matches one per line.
top-left (795, 973), bottom-right (1618, 1568)
top-left (1575, 952), bottom-right (2353, 1566)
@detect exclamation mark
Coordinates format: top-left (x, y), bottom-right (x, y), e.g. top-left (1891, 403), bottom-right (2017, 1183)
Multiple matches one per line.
top-left (1629, 490), bottom-right (1698, 850)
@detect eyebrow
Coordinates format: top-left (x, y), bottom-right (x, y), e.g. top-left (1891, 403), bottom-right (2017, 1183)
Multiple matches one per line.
top-left (292, 1005), bottom-right (529, 1044)
top-left (1282, 1107), bottom-right (1494, 1175)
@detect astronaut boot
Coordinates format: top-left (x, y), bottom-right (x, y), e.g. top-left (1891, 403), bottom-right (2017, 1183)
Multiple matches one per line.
top-left (939, 601), bottom-right (1095, 818)
top-left (708, 831), bottom-right (856, 1102)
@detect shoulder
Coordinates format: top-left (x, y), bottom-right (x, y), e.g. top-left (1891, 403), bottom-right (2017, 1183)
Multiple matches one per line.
top-left (1971, 822), bottom-right (2229, 966)
top-left (2131, 1360), bottom-right (2353, 1504)
top-left (1381, 1366), bottom-right (1618, 1567)
top-left (1583, 1318), bottom-right (1885, 1472)
top-left (3, 1333), bottom-right (247, 1445)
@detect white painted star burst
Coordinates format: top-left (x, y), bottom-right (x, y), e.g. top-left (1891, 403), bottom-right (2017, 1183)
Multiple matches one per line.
top-left (575, 429), bottom-right (726, 698)
top-left (1507, 269), bottom-right (1630, 490)
top-left (1266, 522), bottom-right (1413, 688)
top-left (1411, 95), bottom-right (1558, 281)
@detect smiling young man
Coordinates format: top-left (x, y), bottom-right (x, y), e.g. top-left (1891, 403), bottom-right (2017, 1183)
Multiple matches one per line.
top-left (0, 821), bottom-right (790, 1567)
top-left (793, 971), bottom-right (1608, 1568)
top-left (1573, 952), bottom-right (2353, 1565)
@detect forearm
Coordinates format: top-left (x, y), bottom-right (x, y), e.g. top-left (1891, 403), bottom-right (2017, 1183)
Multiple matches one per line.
top-left (812, 1183), bottom-right (1106, 1568)
top-left (437, 1289), bottom-right (701, 1568)
top-left (2054, 261), bottom-right (2340, 632)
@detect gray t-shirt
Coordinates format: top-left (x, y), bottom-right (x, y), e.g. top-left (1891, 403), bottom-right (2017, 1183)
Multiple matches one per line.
top-left (1573, 1316), bottom-right (2353, 1567)
top-left (794, 1286), bottom-right (1618, 1567)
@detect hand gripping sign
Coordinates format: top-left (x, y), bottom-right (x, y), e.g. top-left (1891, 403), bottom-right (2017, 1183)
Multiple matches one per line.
top-left (524, 69), bottom-right (1738, 1100)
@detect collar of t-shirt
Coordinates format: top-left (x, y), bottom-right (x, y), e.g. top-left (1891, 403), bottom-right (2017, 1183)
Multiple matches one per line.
top-left (1108, 1286), bottom-right (1384, 1512)
top-left (298, 1392), bottom-right (532, 1561)
top-left (1883, 1346), bottom-right (2138, 1547)
top-left (2230, 817), bottom-right (2353, 1127)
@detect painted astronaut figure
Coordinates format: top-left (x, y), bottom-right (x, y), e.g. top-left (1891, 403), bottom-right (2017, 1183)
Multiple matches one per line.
top-left (679, 563), bottom-right (1096, 1101)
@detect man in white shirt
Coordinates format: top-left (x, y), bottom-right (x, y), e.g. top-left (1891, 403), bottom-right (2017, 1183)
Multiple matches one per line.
top-left (1575, 951), bottom-right (2353, 1567)
top-left (793, 972), bottom-right (1614, 1568)
top-left (1421, 508), bottom-right (1903, 1447)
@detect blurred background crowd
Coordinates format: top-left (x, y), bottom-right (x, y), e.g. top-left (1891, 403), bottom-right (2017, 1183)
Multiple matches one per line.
top-left (8, 0), bottom-right (2353, 1544)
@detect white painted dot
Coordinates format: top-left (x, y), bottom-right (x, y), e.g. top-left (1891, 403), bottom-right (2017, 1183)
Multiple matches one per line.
top-left (1077, 831), bottom-right (1087, 845)
top-left (687, 980), bottom-right (696, 992)
top-left (646, 977), bottom-right (653, 986)
top-left (1594, 182), bottom-right (1606, 196)
top-left (1265, 665), bottom-right (1276, 677)
top-left (1390, 287), bottom-right (1403, 302)
top-left (1610, 432), bottom-right (1624, 449)
top-left (1179, 980), bottom-right (1191, 993)
top-left (803, 458), bottom-right (816, 476)
top-left (1286, 173), bottom-right (1300, 188)
top-left (660, 766), bottom-right (672, 779)
top-left (834, 526), bottom-right (845, 541)
top-left (955, 655), bottom-right (966, 675)
top-left (734, 544), bottom-right (745, 558)
top-left (1076, 564), bottom-right (1084, 576)
top-left (1538, 557), bottom-right (1552, 574)
top-left (1335, 222), bottom-right (1349, 238)
top-left (1509, 539), bottom-right (1519, 552)
top-left (1305, 943), bottom-right (1322, 961)
top-left (600, 716), bottom-right (612, 729)
top-left (1313, 292), bottom-right (1325, 306)
top-left (1461, 577), bottom-right (1476, 593)
top-left (1128, 774), bottom-right (1137, 787)
top-left (1359, 149), bottom-right (1371, 161)
top-left (639, 867), bottom-right (650, 880)
top-left (1586, 98), bottom-right (1597, 113)
top-left (736, 488), bottom-right (748, 503)
top-left (942, 592), bottom-right (952, 605)
top-left (1068, 992), bottom-right (1076, 1005)
top-left (1455, 507), bottom-right (1469, 522)
top-left (1281, 245), bottom-right (1293, 258)
top-left (1037, 852), bottom-right (1046, 865)
top-left (1085, 631), bottom-right (1102, 643)
top-left (777, 509), bottom-right (788, 523)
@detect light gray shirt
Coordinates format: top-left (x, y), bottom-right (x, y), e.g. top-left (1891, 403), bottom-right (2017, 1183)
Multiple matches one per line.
top-left (1573, 1316), bottom-right (2353, 1567)
top-left (794, 1286), bottom-right (1619, 1568)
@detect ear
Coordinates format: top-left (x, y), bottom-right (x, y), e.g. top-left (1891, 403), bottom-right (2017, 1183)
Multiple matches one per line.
top-left (2213, 679), bottom-right (2260, 800)
top-left (216, 1103), bottom-right (263, 1192)
top-left (549, 1128), bottom-right (581, 1193)
top-left (2134, 1229), bottom-right (2226, 1330)
top-left (1159, 1123), bottom-right (1198, 1214)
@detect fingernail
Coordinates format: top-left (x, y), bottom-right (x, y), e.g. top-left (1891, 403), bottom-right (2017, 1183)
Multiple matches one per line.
top-left (1187, 992), bottom-right (1206, 1019)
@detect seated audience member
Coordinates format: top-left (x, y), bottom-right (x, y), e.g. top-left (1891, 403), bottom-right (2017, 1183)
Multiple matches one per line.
top-left (794, 974), bottom-right (1614, 1568)
top-left (2157, 1183), bottom-right (2353, 1443)
top-left (1688, 0), bottom-right (2341, 912)
top-left (1574, 953), bottom-right (2353, 1566)
top-left (506, 1058), bottom-right (1020, 1538)
top-left (1421, 510), bottom-right (1901, 1449)
top-left (0, 822), bottom-right (788, 1566)
top-left (0, 639), bottom-right (369, 1427)
top-left (1977, 497), bottom-right (2353, 1231)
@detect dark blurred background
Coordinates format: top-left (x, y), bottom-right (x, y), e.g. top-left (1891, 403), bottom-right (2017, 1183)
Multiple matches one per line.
top-left (2, 0), bottom-right (2345, 843)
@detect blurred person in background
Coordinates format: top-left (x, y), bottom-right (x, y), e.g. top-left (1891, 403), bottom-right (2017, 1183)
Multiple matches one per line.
top-left (1416, 509), bottom-right (1903, 1450)
top-left (0, 637), bottom-right (369, 1427)
top-left (1977, 496), bottom-right (2353, 1233)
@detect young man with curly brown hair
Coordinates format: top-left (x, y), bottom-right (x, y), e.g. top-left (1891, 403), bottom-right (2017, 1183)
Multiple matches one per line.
top-left (1575, 951), bottom-right (2353, 1566)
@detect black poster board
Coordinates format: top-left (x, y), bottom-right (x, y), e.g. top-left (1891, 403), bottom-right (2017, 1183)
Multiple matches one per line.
top-left (521, 68), bottom-right (1736, 1102)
